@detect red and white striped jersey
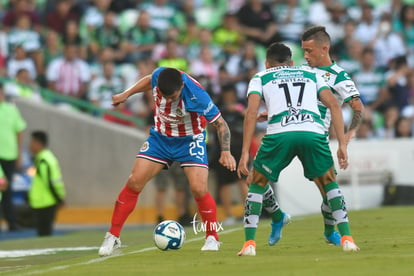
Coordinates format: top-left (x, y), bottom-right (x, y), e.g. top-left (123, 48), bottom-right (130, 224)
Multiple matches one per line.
top-left (151, 67), bottom-right (221, 137)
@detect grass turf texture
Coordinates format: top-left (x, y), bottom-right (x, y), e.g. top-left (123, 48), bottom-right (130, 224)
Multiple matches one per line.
top-left (1, 206), bottom-right (413, 276)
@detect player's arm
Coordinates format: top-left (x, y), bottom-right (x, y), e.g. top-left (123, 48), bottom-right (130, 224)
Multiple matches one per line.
top-left (112, 75), bottom-right (152, 106)
top-left (319, 88), bottom-right (348, 170)
top-left (211, 117), bottom-right (236, 172)
top-left (346, 96), bottom-right (364, 144)
top-left (337, 73), bottom-right (364, 144)
top-left (238, 93), bottom-right (261, 178)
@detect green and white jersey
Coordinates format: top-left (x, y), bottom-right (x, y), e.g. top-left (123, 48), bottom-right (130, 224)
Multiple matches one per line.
top-left (313, 62), bottom-right (360, 132)
top-left (248, 66), bottom-right (329, 135)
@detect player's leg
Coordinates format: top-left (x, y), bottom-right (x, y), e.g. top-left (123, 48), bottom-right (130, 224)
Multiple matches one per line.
top-left (99, 158), bottom-right (165, 256)
top-left (183, 166), bottom-right (220, 251)
top-left (237, 168), bottom-right (268, 256)
top-left (315, 184), bottom-right (340, 245)
top-left (248, 169), bottom-right (285, 227)
top-left (238, 133), bottom-right (294, 256)
top-left (110, 158), bottom-right (164, 236)
top-left (299, 132), bottom-right (359, 252)
top-left (313, 169), bottom-right (359, 252)
top-left (262, 182), bottom-right (291, 246)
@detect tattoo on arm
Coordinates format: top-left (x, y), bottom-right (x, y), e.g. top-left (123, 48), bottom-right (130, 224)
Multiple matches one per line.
top-left (349, 110), bottom-right (363, 131)
top-left (212, 118), bottom-right (231, 151)
top-left (347, 97), bottom-right (364, 131)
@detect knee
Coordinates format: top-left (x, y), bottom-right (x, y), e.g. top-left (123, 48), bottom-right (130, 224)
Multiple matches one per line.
top-left (126, 174), bottom-right (143, 191)
top-left (191, 185), bottom-right (207, 198)
top-left (316, 167), bottom-right (336, 186)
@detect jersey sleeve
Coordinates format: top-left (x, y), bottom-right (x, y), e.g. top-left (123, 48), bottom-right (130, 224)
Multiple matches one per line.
top-left (247, 75), bottom-right (262, 98)
top-left (183, 73), bottom-right (221, 123)
top-left (150, 67), bottom-right (166, 88)
top-left (315, 74), bottom-right (330, 95)
top-left (334, 71), bottom-right (360, 102)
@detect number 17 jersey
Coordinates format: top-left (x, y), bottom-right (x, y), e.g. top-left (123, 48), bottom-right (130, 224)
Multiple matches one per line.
top-left (247, 66), bottom-right (330, 135)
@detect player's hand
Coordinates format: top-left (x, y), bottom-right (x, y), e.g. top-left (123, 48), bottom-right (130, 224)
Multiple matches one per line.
top-left (219, 151), bottom-right (236, 172)
top-left (237, 152), bottom-right (250, 178)
top-left (337, 144), bottom-right (348, 170)
top-left (112, 93), bottom-right (128, 106)
top-left (257, 110), bottom-right (268, 122)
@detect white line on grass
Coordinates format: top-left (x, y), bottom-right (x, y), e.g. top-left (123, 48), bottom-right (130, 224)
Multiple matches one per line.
top-left (0, 247), bottom-right (100, 258)
top-left (18, 227), bottom-right (241, 276)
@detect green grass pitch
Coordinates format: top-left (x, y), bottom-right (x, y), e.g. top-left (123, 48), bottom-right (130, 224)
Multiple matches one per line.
top-left (1, 206), bottom-right (413, 276)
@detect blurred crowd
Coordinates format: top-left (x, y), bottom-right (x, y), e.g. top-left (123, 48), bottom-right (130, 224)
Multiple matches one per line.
top-left (0, 0), bottom-right (413, 140)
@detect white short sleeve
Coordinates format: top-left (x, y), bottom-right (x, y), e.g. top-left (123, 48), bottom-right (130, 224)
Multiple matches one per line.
top-left (247, 75), bottom-right (263, 98)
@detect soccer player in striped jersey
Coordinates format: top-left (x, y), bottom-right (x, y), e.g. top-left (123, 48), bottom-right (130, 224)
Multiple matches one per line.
top-left (237, 42), bottom-right (359, 256)
top-left (258, 26), bottom-right (364, 247)
top-left (99, 67), bottom-right (236, 256)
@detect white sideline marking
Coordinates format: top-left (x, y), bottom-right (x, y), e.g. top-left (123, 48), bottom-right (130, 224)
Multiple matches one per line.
top-left (0, 247), bottom-right (99, 258)
top-left (16, 227), bottom-right (241, 276)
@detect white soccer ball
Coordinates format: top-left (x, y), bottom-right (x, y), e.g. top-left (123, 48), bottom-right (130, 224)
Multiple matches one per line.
top-left (153, 220), bottom-right (186, 250)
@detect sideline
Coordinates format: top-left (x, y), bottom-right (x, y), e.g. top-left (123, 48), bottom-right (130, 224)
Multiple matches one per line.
top-left (0, 247), bottom-right (100, 258)
top-left (15, 227), bottom-right (241, 276)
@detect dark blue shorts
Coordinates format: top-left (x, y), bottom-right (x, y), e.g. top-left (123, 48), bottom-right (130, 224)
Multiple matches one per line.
top-left (137, 128), bottom-right (208, 169)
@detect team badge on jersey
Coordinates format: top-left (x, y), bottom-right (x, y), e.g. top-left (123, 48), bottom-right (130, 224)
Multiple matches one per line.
top-left (140, 141), bottom-right (149, 152)
top-left (176, 107), bottom-right (184, 117)
top-left (322, 72), bottom-right (331, 82)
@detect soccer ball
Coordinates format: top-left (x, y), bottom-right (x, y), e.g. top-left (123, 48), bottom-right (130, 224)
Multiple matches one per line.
top-left (153, 220), bottom-right (186, 250)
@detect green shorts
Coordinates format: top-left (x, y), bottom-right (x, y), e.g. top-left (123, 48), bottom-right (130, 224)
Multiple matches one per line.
top-left (253, 131), bottom-right (334, 182)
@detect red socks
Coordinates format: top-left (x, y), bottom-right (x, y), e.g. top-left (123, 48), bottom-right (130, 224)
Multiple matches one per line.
top-left (195, 192), bottom-right (219, 240)
top-left (109, 187), bottom-right (218, 241)
top-left (109, 185), bottom-right (140, 237)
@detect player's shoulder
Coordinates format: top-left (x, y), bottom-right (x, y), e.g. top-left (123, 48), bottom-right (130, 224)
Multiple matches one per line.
top-left (329, 62), bottom-right (353, 80)
top-left (318, 63), bottom-right (353, 84)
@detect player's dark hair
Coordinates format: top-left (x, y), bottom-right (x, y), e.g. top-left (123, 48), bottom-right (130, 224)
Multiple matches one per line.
top-left (157, 67), bottom-right (183, 96)
top-left (302, 26), bottom-right (331, 45)
top-left (31, 131), bottom-right (48, 147)
top-left (266, 42), bottom-right (292, 65)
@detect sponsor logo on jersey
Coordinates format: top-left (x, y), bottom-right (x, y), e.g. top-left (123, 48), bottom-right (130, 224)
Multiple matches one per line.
top-left (262, 164), bottom-right (273, 174)
top-left (140, 141), bottom-right (149, 152)
top-left (273, 70), bottom-right (305, 79)
top-left (159, 111), bottom-right (185, 124)
top-left (345, 84), bottom-right (357, 93)
top-left (281, 107), bottom-right (315, 126)
top-left (193, 133), bottom-right (205, 141)
top-left (203, 101), bottom-right (214, 115)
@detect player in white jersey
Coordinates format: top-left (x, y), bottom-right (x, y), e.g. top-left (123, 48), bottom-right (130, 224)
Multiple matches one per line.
top-left (237, 43), bottom-right (359, 256)
top-left (258, 26), bottom-right (364, 247)
top-left (302, 26), bottom-right (364, 245)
